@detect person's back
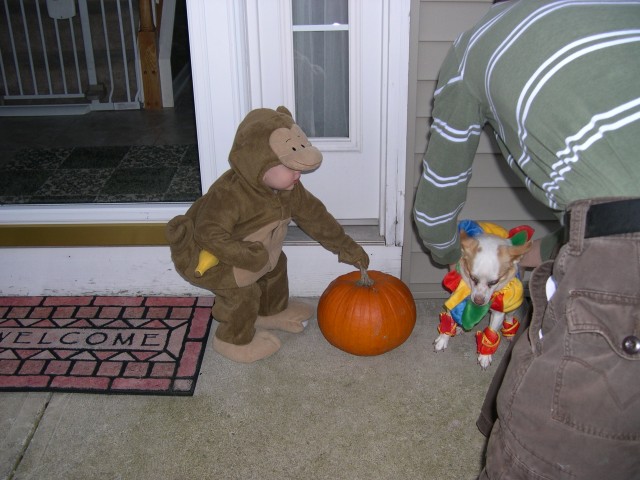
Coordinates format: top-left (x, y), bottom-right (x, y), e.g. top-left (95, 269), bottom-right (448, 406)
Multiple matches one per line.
top-left (414, 0), bottom-right (640, 265)
top-left (453, 0), bottom-right (640, 209)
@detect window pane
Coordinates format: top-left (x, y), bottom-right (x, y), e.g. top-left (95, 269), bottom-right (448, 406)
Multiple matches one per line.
top-left (292, 0), bottom-right (348, 26)
top-left (293, 31), bottom-right (349, 138)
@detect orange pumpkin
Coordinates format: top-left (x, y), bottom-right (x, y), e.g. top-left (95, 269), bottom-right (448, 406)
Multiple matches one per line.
top-left (317, 268), bottom-right (417, 356)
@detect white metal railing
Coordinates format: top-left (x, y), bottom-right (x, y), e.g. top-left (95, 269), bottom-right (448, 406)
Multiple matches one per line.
top-left (0, 0), bottom-right (141, 115)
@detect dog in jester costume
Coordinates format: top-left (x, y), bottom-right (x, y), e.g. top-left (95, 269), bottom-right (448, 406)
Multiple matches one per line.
top-left (433, 220), bottom-right (533, 369)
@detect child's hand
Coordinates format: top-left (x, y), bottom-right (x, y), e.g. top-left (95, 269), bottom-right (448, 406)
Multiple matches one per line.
top-left (337, 242), bottom-right (369, 269)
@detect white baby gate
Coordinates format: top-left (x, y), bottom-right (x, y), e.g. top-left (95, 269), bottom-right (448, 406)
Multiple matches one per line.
top-left (0, 0), bottom-right (143, 116)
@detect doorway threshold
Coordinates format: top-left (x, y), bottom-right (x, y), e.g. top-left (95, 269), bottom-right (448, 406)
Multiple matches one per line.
top-left (285, 225), bottom-right (384, 246)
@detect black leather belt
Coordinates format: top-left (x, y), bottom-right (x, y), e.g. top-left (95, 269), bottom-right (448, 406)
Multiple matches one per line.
top-left (565, 198), bottom-right (640, 239)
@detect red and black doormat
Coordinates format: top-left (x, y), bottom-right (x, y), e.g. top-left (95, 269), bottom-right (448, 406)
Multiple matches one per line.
top-left (0, 296), bottom-right (214, 396)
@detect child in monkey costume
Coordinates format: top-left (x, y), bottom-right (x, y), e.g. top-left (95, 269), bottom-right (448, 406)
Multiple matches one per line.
top-left (166, 106), bottom-right (369, 363)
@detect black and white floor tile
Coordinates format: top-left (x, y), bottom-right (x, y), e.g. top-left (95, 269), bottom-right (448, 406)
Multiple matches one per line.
top-left (0, 144), bottom-right (202, 204)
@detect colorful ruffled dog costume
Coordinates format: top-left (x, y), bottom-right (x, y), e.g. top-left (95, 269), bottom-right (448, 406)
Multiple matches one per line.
top-left (438, 220), bottom-right (534, 356)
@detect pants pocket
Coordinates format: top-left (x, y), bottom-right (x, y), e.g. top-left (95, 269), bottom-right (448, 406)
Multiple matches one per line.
top-left (527, 261), bottom-right (553, 350)
top-left (552, 290), bottom-right (640, 441)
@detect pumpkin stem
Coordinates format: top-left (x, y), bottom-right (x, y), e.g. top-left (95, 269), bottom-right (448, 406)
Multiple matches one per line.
top-left (357, 266), bottom-right (375, 287)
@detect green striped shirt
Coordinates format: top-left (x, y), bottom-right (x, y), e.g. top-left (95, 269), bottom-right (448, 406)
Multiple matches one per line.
top-left (413, 0), bottom-right (640, 265)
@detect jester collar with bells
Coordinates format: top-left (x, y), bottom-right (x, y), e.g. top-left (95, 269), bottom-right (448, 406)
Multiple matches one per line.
top-left (439, 221), bottom-right (534, 336)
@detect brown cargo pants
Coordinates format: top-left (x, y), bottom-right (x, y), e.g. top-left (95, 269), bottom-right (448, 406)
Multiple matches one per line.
top-left (478, 198), bottom-right (640, 479)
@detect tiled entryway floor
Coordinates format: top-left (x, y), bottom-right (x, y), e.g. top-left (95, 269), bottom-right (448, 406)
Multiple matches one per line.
top-left (0, 83), bottom-right (200, 205)
top-left (0, 144), bottom-right (201, 204)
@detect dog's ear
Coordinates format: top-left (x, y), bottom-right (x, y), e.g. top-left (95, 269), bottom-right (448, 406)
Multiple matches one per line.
top-left (506, 240), bottom-right (532, 264)
top-left (460, 230), bottom-right (479, 257)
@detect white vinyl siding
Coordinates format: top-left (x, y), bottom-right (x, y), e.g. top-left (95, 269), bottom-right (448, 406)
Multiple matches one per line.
top-left (402, 0), bottom-right (560, 298)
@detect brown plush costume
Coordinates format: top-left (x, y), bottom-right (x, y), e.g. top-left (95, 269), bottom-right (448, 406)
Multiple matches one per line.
top-left (166, 106), bottom-right (369, 363)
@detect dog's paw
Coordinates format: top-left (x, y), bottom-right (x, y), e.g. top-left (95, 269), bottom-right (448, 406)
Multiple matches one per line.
top-left (433, 334), bottom-right (450, 352)
top-left (478, 354), bottom-right (493, 370)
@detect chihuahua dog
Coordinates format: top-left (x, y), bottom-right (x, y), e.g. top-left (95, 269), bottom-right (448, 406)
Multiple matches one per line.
top-left (434, 224), bottom-right (532, 369)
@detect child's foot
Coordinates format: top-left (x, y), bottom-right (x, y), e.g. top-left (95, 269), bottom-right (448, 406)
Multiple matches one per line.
top-left (255, 300), bottom-right (315, 333)
top-left (213, 330), bottom-right (281, 363)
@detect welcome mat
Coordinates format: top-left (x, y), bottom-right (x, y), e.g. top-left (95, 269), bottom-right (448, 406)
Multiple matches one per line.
top-left (0, 296), bottom-right (214, 396)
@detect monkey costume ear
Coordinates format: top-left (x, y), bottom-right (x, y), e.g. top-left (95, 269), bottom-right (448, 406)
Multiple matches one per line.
top-left (276, 106), bottom-right (293, 118)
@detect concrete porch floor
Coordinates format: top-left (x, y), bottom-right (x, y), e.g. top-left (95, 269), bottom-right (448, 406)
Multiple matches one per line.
top-left (1, 298), bottom-right (507, 480)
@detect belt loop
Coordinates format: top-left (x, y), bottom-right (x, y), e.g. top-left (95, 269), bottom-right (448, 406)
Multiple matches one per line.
top-left (565, 199), bottom-right (592, 254)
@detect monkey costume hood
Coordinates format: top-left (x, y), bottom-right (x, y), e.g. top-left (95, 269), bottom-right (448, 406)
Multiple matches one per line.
top-left (166, 106), bottom-right (368, 295)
